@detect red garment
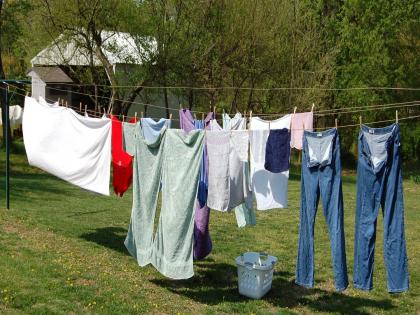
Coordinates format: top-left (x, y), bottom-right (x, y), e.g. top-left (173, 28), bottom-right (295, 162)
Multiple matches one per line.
top-left (111, 115), bottom-right (134, 197)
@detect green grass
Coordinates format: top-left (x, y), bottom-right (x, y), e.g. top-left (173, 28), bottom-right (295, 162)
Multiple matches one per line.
top-left (0, 145), bottom-right (419, 314)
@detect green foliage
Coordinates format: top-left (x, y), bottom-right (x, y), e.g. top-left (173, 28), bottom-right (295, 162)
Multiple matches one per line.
top-left (411, 174), bottom-right (420, 184)
top-left (0, 0), bottom-right (419, 162)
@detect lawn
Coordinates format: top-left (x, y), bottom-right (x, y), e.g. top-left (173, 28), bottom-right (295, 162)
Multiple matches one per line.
top-left (0, 144), bottom-right (419, 314)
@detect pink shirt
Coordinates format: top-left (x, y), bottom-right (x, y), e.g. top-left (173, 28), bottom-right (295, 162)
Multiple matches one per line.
top-left (290, 112), bottom-right (313, 150)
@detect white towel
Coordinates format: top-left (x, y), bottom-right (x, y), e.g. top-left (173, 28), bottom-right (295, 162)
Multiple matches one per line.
top-left (23, 96), bottom-right (111, 195)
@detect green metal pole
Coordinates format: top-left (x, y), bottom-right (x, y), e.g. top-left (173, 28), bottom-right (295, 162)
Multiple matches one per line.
top-left (1, 80), bottom-right (30, 209)
top-left (4, 83), bottom-right (9, 209)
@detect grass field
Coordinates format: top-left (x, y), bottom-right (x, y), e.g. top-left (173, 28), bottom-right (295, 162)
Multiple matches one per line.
top-left (0, 145), bottom-right (419, 314)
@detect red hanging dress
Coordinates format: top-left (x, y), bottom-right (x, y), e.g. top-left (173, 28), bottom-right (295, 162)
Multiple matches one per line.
top-left (111, 115), bottom-right (135, 196)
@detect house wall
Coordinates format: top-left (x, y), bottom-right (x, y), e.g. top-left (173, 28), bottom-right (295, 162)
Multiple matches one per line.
top-left (28, 72), bottom-right (46, 101)
top-left (45, 84), bottom-right (72, 104)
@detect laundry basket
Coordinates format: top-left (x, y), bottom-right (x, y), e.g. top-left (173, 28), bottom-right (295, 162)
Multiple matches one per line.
top-left (235, 252), bottom-right (278, 299)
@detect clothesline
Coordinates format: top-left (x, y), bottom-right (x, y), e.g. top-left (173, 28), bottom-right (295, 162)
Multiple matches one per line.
top-left (4, 83), bottom-right (420, 118)
top-left (20, 81), bottom-right (420, 91)
top-left (3, 85), bottom-right (420, 128)
top-left (18, 92), bottom-right (420, 130)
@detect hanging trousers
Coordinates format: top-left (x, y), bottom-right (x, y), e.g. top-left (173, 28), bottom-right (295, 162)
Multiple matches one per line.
top-left (353, 124), bottom-right (409, 293)
top-left (296, 128), bottom-right (348, 291)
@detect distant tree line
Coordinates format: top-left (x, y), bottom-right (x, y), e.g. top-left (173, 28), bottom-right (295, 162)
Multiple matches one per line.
top-left (0, 0), bottom-right (419, 163)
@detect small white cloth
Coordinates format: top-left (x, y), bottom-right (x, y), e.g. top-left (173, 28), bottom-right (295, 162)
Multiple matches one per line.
top-left (206, 130), bottom-right (249, 212)
top-left (250, 115), bottom-right (291, 210)
top-left (0, 105), bottom-right (24, 137)
top-left (23, 96), bottom-right (112, 195)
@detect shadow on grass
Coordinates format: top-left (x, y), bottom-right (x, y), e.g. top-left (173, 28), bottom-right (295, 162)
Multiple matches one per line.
top-left (5, 172), bottom-right (74, 202)
top-left (151, 261), bottom-right (395, 314)
top-left (80, 226), bottom-right (129, 255)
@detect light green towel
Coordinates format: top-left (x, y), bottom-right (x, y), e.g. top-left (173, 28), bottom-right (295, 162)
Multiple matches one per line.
top-left (123, 123), bottom-right (204, 279)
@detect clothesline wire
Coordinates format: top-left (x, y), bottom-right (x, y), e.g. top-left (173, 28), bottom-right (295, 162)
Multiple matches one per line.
top-left (2, 86), bottom-right (420, 128)
top-left (257, 102), bottom-right (420, 117)
top-left (7, 88), bottom-right (420, 131)
top-left (24, 83), bottom-right (420, 114)
top-left (6, 83), bottom-right (208, 115)
top-left (21, 81), bottom-right (420, 91)
top-left (260, 100), bottom-right (420, 115)
top-left (5, 83), bottom-right (420, 119)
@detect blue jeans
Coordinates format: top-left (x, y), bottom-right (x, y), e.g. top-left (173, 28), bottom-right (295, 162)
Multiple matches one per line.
top-left (296, 128), bottom-right (348, 291)
top-left (354, 124), bottom-right (409, 293)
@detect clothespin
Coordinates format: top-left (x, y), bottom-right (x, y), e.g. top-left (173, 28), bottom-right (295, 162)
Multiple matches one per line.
top-left (194, 113), bottom-right (197, 120)
top-left (249, 110), bottom-right (253, 130)
top-left (103, 107), bottom-right (106, 116)
top-left (58, 97), bottom-right (61, 104)
top-left (311, 103), bottom-right (315, 112)
top-left (80, 102), bottom-right (82, 112)
top-left (335, 118), bottom-right (338, 129)
top-left (359, 115), bottom-right (362, 127)
top-left (141, 112), bottom-right (144, 118)
top-left (293, 106), bottom-right (297, 114)
top-left (169, 113), bottom-right (173, 120)
top-left (396, 110), bottom-right (398, 124)
top-left (65, 101), bottom-right (68, 108)
top-left (122, 114), bottom-right (125, 122)
top-left (84, 105), bottom-right (87, 115)
top-left (202, 113), bottom-right (204, 121)
top-left (26, 91), bottom-right (29, 97)
top-left (135, 112), bottom-right (138, 122)
top-left (268, 121), bottom-right (271, 131)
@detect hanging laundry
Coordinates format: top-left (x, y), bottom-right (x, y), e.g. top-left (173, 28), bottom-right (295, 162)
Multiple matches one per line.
top-left (179, 108), bottom-right (213, 260)
top-left (209, 118), bottom-right (223, 130)
top-left (22, 96), bottom-right (111, 195)
top-left (222, 112), bottom-right (246, 130)
top-left (123, 121), bottom-right (204, 279)
top-left (249, 115), bottom-right (291, 210)
top-left (264, 128), bottom-right (291, 173)
top-left (141, 117), bottom-right (171, 143)
top-left (111, 115), bottom-right (133, 197)
top-left (296, 128), bottom-right (348, 292)
top-left (353, 124), bottom-right (409, 293)
top-left (0, 105), bottom-right (24, 138)
top-left (206, 130), bottom-right (249, 211)
top-left (179, 108), bottom-right (196, 132)
top-left (290, 112), bottom-right (313, 150)
top-left (220, 112), bottom-right (256, 227)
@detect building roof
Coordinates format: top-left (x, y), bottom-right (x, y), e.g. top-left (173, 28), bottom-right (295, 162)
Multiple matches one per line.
top-left (27, 66), bottom-right (73, 83)
top-left (31, 31), bottom-right (156, 67)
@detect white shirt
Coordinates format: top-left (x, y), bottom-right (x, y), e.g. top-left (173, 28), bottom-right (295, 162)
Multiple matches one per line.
top-left (250, 115), bottom-right (291, 210)
top-left (23, 96), bottom-right (111, 195)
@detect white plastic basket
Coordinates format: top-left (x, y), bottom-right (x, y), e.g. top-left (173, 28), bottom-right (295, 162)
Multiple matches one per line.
top-left (235, 252), bottom-right (278, 299)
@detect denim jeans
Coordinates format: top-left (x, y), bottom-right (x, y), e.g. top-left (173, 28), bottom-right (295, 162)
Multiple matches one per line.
top-left (296, 128), bottom-right (348, 291)
top-left (353, 124), bottom-right (409, 293)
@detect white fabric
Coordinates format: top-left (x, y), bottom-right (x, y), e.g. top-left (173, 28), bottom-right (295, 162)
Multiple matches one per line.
top-left (0, 105), bottom-right (24, 138)
top-left (223, 113), bottom-right (246, 130)
top-left (23, 96), bottom-right (112, 195)
top-left (250, 115), bottom-right (291, 210)
top-left (206, 130), bottom-right (249, 212)
top-left (0, 105), bottom-right (23, 126)
top-left (209, 119), bottom-right (223, 130)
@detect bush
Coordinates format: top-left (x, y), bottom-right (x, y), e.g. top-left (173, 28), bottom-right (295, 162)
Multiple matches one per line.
top-left (411, 175), bottom-right (420, 184)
